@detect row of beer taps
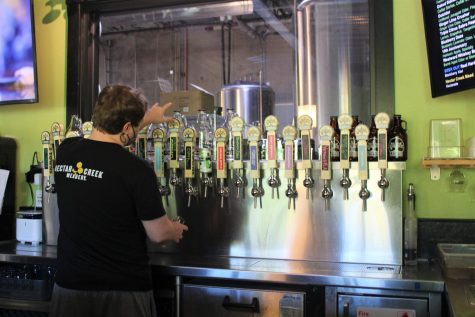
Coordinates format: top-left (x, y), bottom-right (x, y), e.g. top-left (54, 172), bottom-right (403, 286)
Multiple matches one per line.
top-left (145, 112), bottom-right (393, 212)
top-left (39, 112), bottom-right (392, 212)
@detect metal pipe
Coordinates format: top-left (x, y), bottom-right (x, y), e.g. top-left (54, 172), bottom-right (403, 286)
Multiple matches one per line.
top-left (259, 70), bottom-right (263, 129)
top-left (304, 6), bottom-right (315, 106)
top-left (296, 9), bottom-right (305, 108)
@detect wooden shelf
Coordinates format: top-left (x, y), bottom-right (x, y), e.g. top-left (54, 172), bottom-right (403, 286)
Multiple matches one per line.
top-left (422, 158), bottom-right (475, 168)
top-left (422, 158), bottom-right (475, 180)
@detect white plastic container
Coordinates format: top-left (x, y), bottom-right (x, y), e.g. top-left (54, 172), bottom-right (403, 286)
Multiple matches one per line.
top-left (16, 210), bottom-right (42, 246)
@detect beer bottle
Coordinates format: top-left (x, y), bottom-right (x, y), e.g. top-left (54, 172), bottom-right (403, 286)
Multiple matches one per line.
top-left (388, 114), bottom-right (407, 161)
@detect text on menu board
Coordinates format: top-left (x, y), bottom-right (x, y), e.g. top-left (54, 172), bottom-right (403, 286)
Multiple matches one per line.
top-left (437, 0), bottom-right (475, 89)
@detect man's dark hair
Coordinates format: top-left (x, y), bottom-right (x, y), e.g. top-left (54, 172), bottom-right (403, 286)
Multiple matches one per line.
top-left (92, 85), bottom-right (148, 134)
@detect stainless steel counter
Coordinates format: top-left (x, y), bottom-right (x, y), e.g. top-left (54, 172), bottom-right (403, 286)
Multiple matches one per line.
top-left (0, 240), bottom-right (57, 265)
top-left (149, 253), bottom-right (444, 292)
top-left (0, 240), bottom-right (444, 292)
top-left (8, 240), bottom-right (475, 317)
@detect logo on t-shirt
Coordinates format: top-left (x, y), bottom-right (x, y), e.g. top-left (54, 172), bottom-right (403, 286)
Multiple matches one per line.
top-left (55, 162), bottom-right (104, 181)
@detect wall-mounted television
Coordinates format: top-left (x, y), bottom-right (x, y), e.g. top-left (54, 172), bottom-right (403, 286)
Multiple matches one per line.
top-left (0, 0), bottom-right (38, 105)
top-left (421, 0), bottom-right (475, 97)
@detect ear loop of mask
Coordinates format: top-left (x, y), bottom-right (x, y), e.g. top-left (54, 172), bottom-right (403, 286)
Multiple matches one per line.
top-left (119, 125), bottom-right (137, 146)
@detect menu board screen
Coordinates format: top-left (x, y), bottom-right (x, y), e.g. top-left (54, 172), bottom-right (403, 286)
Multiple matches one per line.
top-left (422, 0), bottom-right (475, 97)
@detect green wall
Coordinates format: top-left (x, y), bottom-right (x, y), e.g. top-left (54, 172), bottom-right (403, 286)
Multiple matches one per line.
top-left (395, 0), bottom-right (475, 219)
top-left (0, 2), bottom-right (66, 208)
top-left (0, 1), bottom-right (474, 219)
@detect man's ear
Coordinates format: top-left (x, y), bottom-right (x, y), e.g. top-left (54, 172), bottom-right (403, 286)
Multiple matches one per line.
top-left (122, 122), bottom-right (132, 132)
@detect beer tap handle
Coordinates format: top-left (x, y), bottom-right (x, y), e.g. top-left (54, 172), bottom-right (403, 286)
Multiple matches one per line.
top-left (81, 121), bottom-right (93, 139)
top-left (283, 125), bottom-right (297, 210)
top-left (355, 124), bottom-right (370, 211)
top-left (375, 112), bottom-right (391, 201)
top-left (248, 126), bottom-right (262, 209)
top-left (152, 128), bottom-right (166, 178)
top-left (50, 122), bottom-right (64, 176)
top-left (51, 122), bottom-right (63, 158)
top-left (41, 131), bottom-right (54, 193)
top-left (338, 114), bottom-right (353, 200)
top-left (136, 127), bottom-right (148, 160)
top-left (265, 115), bottom-right (280, 199)
top-left (230, 117), bottom-right (245, 198)
top-left (49, 122), bottom-right (64, 193)
top-left (320, 125), bottom-right (334, 211)
top-left (297, 115), bottom-right (314, 201)
top-left (183, 127), bottom-right (197, 207)
top-left (215, 128), bottom-right (228, 209)
top-left (152, 128), bottom-right (170, 205)
top-left (168, 118), bottom-right (181, 187)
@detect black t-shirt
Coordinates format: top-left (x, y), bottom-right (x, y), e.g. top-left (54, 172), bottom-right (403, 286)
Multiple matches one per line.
top-left (54, 137), bottom-right (165, 291)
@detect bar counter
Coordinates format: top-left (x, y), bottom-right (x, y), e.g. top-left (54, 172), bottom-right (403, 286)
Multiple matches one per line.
top-left (0, 240), bottom-right (473, 317)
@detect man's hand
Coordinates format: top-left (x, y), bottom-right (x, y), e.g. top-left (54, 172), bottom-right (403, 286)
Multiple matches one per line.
top-left (142, 215), bottom-right (189, 244)
top-left (172, 222), bottom-right (189, 243)
top-left (139, 102), bottom-right (173, 130)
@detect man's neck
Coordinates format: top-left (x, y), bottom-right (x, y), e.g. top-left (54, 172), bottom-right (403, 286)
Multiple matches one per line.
top-left (89, 129), bottom-right (123, 146)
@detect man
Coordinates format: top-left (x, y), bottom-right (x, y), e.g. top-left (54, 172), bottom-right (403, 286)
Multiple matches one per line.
top-left (51, 85), bottom-right (188, 317)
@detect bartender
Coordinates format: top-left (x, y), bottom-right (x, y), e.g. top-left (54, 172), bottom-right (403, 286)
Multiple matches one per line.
top-left (50, 84), bottom-right (188, 317)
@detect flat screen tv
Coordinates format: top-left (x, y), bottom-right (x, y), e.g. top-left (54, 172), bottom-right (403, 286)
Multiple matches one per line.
top-left (421, 0), bottom-right (475, 97)
top-left (0, 0), bottom-right (38, 105)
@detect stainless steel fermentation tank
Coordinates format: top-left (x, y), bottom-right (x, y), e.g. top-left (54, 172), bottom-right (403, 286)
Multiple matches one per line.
top-left (217, 81), bottom-right (275, 128)
top-left (150, 162), bottom-right (404, 265)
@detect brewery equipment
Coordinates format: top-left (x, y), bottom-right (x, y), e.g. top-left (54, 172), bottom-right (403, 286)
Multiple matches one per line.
top-left (218, 81), bottom-right (275, 129)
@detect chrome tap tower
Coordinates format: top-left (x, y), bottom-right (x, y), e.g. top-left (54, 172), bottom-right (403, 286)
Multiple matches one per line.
top-left (40, 112), bottom-right (404, 265)
top-left (144, 112), bottom-right (405, 266)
